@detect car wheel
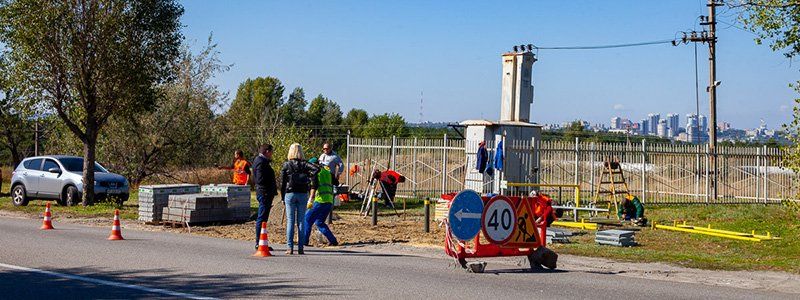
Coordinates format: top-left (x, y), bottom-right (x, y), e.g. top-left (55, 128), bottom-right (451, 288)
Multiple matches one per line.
top-left (65, 186), bottom-right (80, 206)
top-left (12, 185), bottom-right (29, 207)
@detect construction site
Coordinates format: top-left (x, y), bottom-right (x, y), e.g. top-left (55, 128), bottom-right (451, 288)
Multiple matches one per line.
top-left (0, 1), bottom-right (799, 299)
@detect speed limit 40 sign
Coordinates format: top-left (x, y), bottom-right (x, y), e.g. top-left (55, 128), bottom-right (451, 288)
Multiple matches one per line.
top-left (481, 196), bottom-right (517, 245)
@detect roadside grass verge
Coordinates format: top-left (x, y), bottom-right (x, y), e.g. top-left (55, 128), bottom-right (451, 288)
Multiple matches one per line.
top-left (0, 186), bottom-right (139, 220)
top-left (552, 204), bottom-right (800, 273)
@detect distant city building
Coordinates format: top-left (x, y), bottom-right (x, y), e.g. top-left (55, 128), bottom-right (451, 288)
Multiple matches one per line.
top-left (657, 119), bottom-right (669, 138)
top-left (699, 115), bottom-right (708, 133)
top-left (611, 117), bottom-right (621, 130)
top-left (686, 114), bottom-right (708, 144)
top-left (640, 119), bottom-right (649, 136)
top-left (666, 113), bottom-right (680, 137)
top-left (647, 113), bottom-right (660, 135)
top-left (718, 122), bottom-right (731, 132)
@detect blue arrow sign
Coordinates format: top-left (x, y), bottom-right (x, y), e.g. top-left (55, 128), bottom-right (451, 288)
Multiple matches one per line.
top-left (448, 189), bottom-right (484, 241)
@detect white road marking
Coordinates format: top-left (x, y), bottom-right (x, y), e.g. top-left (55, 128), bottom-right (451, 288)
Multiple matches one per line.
top-left (0, 262), bottom-right (218, 300)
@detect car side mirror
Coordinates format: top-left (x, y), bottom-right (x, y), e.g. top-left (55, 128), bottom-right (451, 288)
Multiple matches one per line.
top-left (48, 167), bottom-right (62, 174)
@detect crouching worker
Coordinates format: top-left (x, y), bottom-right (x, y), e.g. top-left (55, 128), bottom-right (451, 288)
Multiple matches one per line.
top-left (304, 157), bottom-right (339, 246)
top-left (372, 169), bottom-right (405, 208)
top-left (618, 194), bottom-right (647, 226)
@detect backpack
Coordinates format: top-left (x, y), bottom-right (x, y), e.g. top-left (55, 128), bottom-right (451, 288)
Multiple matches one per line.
top-left (287, 161), bottom-right (311, 190)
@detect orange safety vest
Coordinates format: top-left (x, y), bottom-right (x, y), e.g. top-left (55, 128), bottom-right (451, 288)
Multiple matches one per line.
top-left (232, 158), bottom-right (251, 185)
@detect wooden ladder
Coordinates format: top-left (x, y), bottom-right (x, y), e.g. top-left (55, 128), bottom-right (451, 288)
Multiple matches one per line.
top-left (593, 157), bottom-right (630, 219)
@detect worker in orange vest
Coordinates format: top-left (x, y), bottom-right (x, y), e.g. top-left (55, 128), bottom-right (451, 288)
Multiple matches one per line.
top-left (217, 150), bottom-right (252, 185)
top-left (533, 192), bottom-right (556, 226)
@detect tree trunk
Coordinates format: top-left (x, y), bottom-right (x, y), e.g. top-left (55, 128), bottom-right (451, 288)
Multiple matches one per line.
top-left (81, 135), bottom-right (97, 206)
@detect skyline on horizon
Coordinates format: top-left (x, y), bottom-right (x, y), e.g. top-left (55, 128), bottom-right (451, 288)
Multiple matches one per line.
top-left (180, 0), bottom-right (797, 129)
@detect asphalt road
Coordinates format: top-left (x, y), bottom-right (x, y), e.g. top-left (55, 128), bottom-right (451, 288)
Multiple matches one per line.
top-left (0, 216), bottom-right (791, 299)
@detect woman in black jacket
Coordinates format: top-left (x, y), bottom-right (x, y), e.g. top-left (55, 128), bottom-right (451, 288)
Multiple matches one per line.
top-left (280, 143), bottom-right (319, 255)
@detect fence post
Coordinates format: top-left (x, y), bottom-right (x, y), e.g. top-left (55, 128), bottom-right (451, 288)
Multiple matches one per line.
top-left (763, 145), bottom-right (769, 204)
top-left (695, 144), bottom-right (701, 202)
top-left (705, 143), bottom-right (711, 204)
top-left (589, 142), bottom-right (595, 199)
top-left (574, 137), bottom-right (580, 187)
top-left (441, 134), bottom-right (448, 196)
top-left (390, 135), bottom-right (397, 170)
top-left (412, 137), bottom-right (418, 198)
top-left (345, 131), bottom-right (351, 187)
top-left (424, 197), bottom-right (431, 233)
top-left (530, 137), bottom-right (537, 184)
top-left (756, 147), bottom-right (761, 203)
top-left (641, 139), bottom-right (647, 204)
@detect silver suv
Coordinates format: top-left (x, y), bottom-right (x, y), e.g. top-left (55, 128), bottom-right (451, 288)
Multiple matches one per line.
top-left (10, 155), bottom-right (130, 206)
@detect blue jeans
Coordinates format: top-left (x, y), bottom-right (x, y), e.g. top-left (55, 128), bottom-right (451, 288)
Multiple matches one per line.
top-left (255, 192), bottom-right (275, 247)
top-left (284, 193), bottom-right (308, 250)
top-left (304, 202), bottom-right (338, 245)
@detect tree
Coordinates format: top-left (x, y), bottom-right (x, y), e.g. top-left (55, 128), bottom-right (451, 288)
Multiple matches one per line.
top-left (280, 87), bottom-right (307, 125)
top-left (224, 76), bottom-right (285, 152)
top-left (99, 38), bottom-right (229, 185)
top-left (0, 56), bottom-right (33, 168)
top-left (0, 0), bottom-right (184, 205)
top-left (343, 108), bottom-right (369, 136)
top-left (733, 1), bottom-right (800, 171)
top-left (306, 94), bottom-right (343, 126)
top-left (362, 113), bottom-right (407, 137)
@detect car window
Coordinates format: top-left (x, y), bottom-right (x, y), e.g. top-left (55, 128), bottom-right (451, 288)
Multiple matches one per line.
top-left (57, 157), bottom-right (108, 173)
top-left (42, 159), bottom-right (60, 172)
top-left (22, 159), bottom-right (43, 171)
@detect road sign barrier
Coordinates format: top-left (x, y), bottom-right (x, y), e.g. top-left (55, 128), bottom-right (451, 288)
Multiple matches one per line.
top-left (448, 190), bottom-right (484, 241)
top-left (481, 196), bottom-right (516, 245)
top-left (505, 198), bottom-right (539, 248)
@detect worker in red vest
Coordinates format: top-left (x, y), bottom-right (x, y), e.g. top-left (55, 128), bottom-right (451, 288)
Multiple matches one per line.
top-left (217, 150), bottom-right (252, 185)
top-left (533, 192), bottom-right (556, 226)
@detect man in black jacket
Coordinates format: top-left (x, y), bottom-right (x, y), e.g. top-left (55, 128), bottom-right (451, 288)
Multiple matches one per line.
top-left (253, 144), bottom-right (277, 249)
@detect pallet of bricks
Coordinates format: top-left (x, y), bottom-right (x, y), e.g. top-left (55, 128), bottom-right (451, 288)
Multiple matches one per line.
top-left (201, 184), bottom-right (251, 222)
top-left (162, 194), bottom-right (230, 224)
top-left (138, 184), bottom-right (201, 223)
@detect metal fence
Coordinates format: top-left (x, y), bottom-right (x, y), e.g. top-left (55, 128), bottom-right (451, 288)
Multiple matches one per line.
top-left (345, 135), bottom-right (796, 204)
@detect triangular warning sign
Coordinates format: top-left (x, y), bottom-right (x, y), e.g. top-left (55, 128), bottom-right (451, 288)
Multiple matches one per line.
top-left (503, 199), bottom-right (539, 247)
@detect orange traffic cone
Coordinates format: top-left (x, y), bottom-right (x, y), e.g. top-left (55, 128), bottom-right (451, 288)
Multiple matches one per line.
top-left (253, 222), bottom-right (272, 257)
top-left (40, 203), bottom-right (54, 230)
top-left (107, 209), bottom-right (124, 240)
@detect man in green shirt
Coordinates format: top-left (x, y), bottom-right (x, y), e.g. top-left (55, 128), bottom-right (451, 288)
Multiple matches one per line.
top-left (304, 157), bottom-right (339, 246)
top-left (618, 194), bottom-right (646, 226)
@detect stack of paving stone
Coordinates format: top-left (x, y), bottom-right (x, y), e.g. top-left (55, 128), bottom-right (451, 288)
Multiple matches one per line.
top-left (546, 227), bottom-right (572, 244)
top-left (137, 184), bottom-right (201, 222)
top-left (162, 194), bottom-right (229, 224)
top-left (595, 229), bottom-right (638, 247)
top-left (201, 184), bottom-right (251, 222)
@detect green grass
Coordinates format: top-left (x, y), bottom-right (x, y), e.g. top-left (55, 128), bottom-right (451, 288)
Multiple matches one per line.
top-left (552, 204), bottom-right (800, 273)
top-left (0, 181), bottom-right (140, 220)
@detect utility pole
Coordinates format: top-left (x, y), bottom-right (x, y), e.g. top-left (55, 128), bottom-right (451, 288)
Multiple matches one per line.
top-left (674, 0), bottom-right (723, 200)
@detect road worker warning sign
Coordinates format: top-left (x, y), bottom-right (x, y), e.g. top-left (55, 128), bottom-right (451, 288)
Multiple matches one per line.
top-left (503, 199), bottom-right (540, 248)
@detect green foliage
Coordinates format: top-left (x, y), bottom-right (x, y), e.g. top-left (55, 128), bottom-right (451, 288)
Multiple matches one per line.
top-left (280, 87), bottom-right (308, 125)
top-left (362, 113), bottom-right (407, 137)
top-left (306, 94), bottom-right (343, 126)
top-left (0, 55), bottom-right (33, 167)
top-left (0, 0), bottom-right (184, 205)
top-left (343, 108), bottom-right (369, 136)
top-left (735, 1), bottom-right (800, 172)
top-left (98, 39), bottom-right (229, 185)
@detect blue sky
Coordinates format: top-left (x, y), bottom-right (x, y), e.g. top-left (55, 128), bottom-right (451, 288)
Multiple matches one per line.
top-left (180, 0), bottom-right (797, 129)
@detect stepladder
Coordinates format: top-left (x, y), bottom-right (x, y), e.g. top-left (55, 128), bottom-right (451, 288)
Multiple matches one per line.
top-left (593, 157), bottom-right (630, 220)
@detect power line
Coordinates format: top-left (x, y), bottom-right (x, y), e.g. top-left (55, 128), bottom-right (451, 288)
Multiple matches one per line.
top-left (531, 39), bottom-right (676, 50)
